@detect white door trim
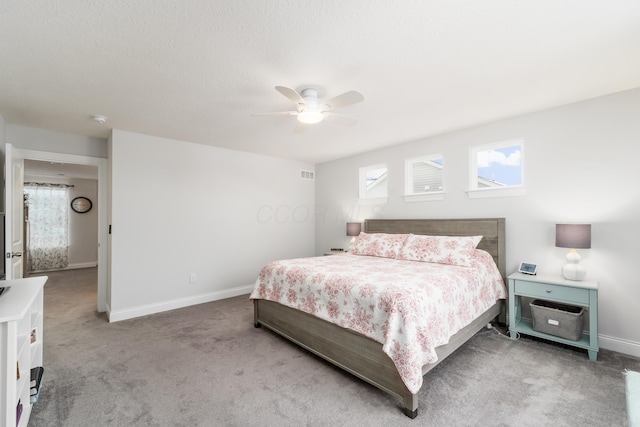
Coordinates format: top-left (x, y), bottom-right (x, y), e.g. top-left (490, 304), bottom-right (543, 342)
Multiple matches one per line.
top-left (18, 148), bottom-right (108, 312)
top-left (4, 143), bottom-right (25, 279)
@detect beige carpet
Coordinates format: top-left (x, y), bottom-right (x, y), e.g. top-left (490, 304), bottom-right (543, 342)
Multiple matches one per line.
top-left (29, 268), bottom-right (639, 426)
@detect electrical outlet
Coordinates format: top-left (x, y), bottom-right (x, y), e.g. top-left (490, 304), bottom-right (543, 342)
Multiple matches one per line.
top-left (189, 273), bottom-right (197, 284)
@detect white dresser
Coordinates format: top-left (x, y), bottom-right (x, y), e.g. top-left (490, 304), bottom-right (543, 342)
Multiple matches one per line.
top-left (0, 276), bottom-right (47, 427)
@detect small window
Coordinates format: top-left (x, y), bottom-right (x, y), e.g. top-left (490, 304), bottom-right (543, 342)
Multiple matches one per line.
top-left (469, 139), bottom-right (524, 198)
top-left (359, 164), bottom-right (387, 199)
top-left (405, 155), bottom-right (443, 195)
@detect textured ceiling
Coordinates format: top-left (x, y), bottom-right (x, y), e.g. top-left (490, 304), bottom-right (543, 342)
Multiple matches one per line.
top-left (1, 1), bottom-right (640, 164)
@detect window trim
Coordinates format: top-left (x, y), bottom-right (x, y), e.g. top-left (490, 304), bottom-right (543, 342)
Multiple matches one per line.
top-left (403, 193), bottom-right (445, 202)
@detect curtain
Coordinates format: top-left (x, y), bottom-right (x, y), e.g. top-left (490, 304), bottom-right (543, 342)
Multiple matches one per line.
top-left (24, 183), bottom-right (70, 271)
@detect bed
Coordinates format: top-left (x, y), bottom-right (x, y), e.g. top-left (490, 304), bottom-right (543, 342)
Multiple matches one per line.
top-left (251, 218), bottom-right (506, 418)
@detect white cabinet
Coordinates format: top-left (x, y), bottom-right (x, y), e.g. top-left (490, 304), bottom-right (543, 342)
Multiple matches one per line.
top-left (0, 276), bottom-right (47, 427)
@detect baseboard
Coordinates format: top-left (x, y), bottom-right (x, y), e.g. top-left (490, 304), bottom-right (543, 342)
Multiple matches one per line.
top-left (29, 262), bottom-right (98, 274)
top-left (108, 284), bottom-right (254, 322)
top-left (105, 302), bottom-right (112, 322)
top-left (600, 334), bottom-right (640, 358)
top-left (66, 262), bottom-right (98, 270)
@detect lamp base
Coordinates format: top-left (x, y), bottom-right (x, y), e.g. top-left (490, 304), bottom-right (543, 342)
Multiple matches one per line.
top-left (562, 249), bottom-right (586, 281)
top-left (562, 263), bottom-right (586, 281)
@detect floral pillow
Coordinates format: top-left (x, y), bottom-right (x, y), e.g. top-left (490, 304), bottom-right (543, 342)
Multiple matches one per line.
top-left (396, 234), bottom-right (483, 267)
top-left (349, 232), bottom-right (409, 259)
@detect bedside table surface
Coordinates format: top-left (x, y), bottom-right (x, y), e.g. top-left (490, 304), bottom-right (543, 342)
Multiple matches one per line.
top-left (508, 272), bottom-right (598, 290)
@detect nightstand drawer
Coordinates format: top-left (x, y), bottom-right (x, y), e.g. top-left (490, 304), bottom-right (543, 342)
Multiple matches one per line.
top-left (514, 280), bottom-right (589, 305)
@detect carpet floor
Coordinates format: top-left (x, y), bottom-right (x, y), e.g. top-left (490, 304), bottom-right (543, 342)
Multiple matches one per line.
top-left (28, 268), bottom-right (639, 426)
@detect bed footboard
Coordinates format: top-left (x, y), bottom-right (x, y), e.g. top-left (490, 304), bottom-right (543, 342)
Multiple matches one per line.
top-left (254, 298), bottom-right (419, 417)
top-left (254, 298), bottom-right (502, 418)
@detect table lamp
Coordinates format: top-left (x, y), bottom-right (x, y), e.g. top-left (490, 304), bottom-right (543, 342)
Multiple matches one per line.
top-left (555, 224), bottom-right (591, 281)
top-left (346, 222), bottom-right (361, 244)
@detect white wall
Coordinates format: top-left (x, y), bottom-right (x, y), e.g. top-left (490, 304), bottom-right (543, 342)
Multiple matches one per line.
top-left (23, 175), bottom-right (98, 269)
top-left (108, 129), bottom-right (315, 321)
top-left (315, 87), bottom-right (640, 357)
top-left (6, 125), bottom-right (107, 158)
top-left (68, 180), bottom-right (98, 267)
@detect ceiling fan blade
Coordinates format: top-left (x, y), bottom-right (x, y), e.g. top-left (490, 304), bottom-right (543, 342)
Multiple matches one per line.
top-left (275, 86), bottom-right (305, 104)
top-left (293, 121), bottom-right (310, 134)
top-left (252, 111), bottom-right (297, 117)
top-left (325, 112), bottom-right (358, 126)
top-left (323, 91), bottom-right (364, 109)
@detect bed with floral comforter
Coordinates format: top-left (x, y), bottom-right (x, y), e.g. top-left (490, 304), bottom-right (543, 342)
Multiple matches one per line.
top-left (251, 218), bottom-right (507, 418)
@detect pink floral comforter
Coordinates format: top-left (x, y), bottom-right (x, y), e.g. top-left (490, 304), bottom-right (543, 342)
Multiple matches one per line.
top-left (250, 250), bottom-right (506, 394)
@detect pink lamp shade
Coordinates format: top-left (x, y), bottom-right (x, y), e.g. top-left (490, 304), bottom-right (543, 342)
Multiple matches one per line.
top-left (346, 222), bottom-right (361, 237)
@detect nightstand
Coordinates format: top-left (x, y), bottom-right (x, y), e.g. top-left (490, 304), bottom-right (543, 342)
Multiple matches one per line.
top-left (324, 250), bottom-right (345, 256)
top-left (508, 272), bottom-right (599, 361)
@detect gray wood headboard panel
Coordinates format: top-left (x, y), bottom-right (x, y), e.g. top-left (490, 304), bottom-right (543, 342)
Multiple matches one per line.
top-left (363, 218), bottom-right (506, 280)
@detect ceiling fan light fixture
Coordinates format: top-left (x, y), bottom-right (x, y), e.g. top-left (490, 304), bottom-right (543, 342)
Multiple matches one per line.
top-left (297, 110), bottom-right (324, 124)
top-left (256, 86), bottom-right (363, 132)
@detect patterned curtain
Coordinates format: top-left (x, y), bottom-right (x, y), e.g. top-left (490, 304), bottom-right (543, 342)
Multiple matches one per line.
top-left (24, 183), bottom-right (70, 271)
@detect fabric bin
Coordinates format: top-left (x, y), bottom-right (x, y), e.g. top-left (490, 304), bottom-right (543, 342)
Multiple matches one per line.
top-left (530, 299), bottom-right (585, 341)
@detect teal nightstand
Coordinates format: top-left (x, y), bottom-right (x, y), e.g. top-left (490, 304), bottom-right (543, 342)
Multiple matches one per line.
top-left (508, 272), bottom-right (599, 361)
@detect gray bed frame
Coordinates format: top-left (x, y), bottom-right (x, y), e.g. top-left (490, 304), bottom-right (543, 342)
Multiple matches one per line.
top-left (253, 218), bottom-right (506, 418)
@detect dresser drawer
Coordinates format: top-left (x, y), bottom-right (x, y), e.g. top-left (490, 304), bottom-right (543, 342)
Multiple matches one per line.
top-left (513, 280), bottom-right (589, 305)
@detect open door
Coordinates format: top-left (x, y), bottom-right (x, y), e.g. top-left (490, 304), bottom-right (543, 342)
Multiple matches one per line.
top-left (4, 143), bottom-right (24, 279)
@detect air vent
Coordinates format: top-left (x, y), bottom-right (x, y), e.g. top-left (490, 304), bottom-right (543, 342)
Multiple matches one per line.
top-left (300, 170), bottom-right (315, 181)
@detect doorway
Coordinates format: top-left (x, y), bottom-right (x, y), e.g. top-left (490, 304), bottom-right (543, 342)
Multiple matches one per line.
top-left (24, 160), bottom-right (99, 275)
top-left (13, 148), bottom-right (107, 313)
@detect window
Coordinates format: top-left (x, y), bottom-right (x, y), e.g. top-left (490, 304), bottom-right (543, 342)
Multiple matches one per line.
top-left (468, 139), bottom-right (525, 198)
top-left (405, 154), bottom-right (444, 196)
top-left (24, 183), bottom-right (71, 271)
top-left (359, 164), bottom-right (387, 200)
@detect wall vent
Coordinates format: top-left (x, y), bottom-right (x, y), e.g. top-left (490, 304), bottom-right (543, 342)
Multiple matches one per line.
top-left (300, 170), bottom-right (315, 181)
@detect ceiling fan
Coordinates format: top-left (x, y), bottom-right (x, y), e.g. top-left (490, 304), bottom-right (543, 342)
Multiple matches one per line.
top-left (253, 86), bottom-right (364, 133)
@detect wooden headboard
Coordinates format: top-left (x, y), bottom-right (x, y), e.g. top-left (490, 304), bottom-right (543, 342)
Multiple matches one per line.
top-left (363, 218), bottom-right (506, 280)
